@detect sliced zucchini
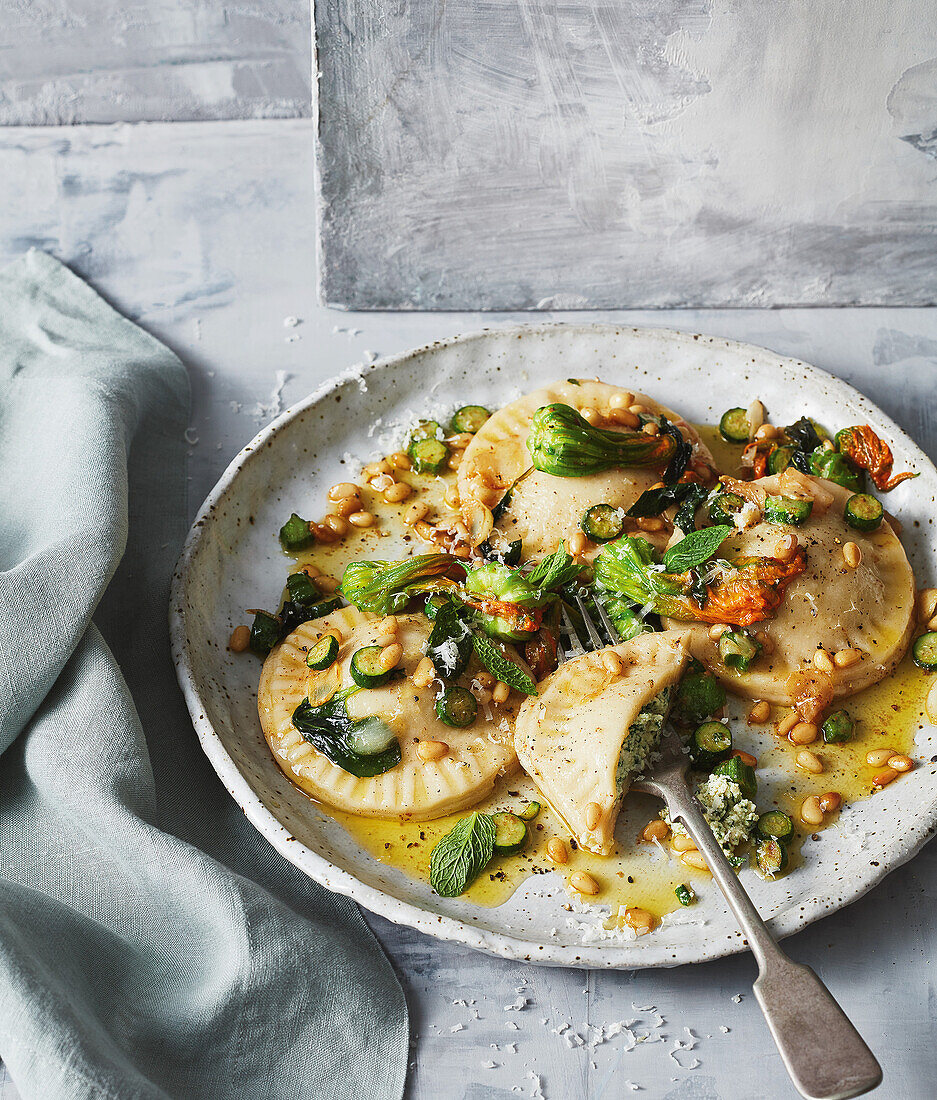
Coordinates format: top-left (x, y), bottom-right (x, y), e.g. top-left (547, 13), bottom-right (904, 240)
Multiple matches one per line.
top-left (435, 685), bottom-right (478, 728)
top-left (346, 717), bottom-right (398, 756)
top-left (708, 491), bottom-right (747, 525)
top-left (763, 495), bottom-right (813, 527)
top-left (844, 493), bottom-right (884, 533)
top-left (581, 503), bottom-right (625, 543)
top-left (518, 801), bottom-right (541, 821)
top-left (821, 709), bottom-right (855, 744)
top-left (718, 630), bottom-right (762, 672)
top-left (492, 811), bottom-right (527, 855)
top-left (767, 444), bottom-right (794, 475)
top-left (712, 756), bottom-right (757, 801)
top-left (306, 634), bottom-right (339, 670)
top-left (691, 721), bottom-right (732, 769)
top-left (350, 645), bottom-right (394, 688)
top-left (718, 407), bottom-right (750, 443)
top-left (408, 419), bottom-right (444, 444)
top-left (754, 836), bottom-right (788, 877)
top-left (279, 513), bottom-right (314, 551)
top-left (674, 883), bottom-right (695, 906)
top-left (408, 437), bottom-right (449, 474)
top-left (757, 810), bottom-right (794, 842)
top-left (249, 611), bottom-right (281, 657)
top-left (912, 631), bottom-right (937, 672)
top-left (450, 405), bottom-right (491, 434)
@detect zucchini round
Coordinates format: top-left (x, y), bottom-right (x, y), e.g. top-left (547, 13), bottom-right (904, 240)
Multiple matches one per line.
top-left (912, 631), bottom-right (937, 672)
top-left (718, 407), bottom-right (750, 443)
top-left (718, 629), bottom-right (762, 672)
top-left (844, 493), bottom-right (884, 533)
top-left (450, 405), bottom-right (491, 434)
top-left (346, 717), bottom-right (398, 757)
top-left (754, 836), bottom-right (788, 877)
top-left (435, 686), bottom-right (478, 728)
top-left (763, 495), bottom-right (813, 527)
top-left (492, 811), bottom-right (527, 855)
top-left (767, 444), bottom-right (794, 475)
top-left (408, 437), bottom-right (449, 474)
top-left (708, 491), bottom-right (746, 525)
top-left (423, 594), bottom-right (449, 621)
top-left (306, 634), bottom-right (339, 670)
top-left (518, 801), bottom-right (541, 821)
top-left (756, 810), bottom-right (794, 842)
top-left (581, 503), bottom-right (624, 543)
top-left (350, 645), bottom-right (394, 688)
top-left (691, 721), bottom-right (732, 769)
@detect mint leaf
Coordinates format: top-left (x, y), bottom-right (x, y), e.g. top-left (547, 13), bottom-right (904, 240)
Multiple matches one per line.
top-left (471, 631), bottom-right (538, 696)
top-left (430, 811), bottom-right (497, 897)
top-left (525, 546), bottom-right (582, 591)
top-left (663, 525), bottom-right (733, 574)
top-left (426, 599), bottom-right (472, 680)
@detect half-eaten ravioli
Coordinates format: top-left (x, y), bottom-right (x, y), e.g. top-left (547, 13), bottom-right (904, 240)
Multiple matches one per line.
top-left (513, 630), bottom-right (690, 854)
top-left (259, 606), bottom-right (522, 818)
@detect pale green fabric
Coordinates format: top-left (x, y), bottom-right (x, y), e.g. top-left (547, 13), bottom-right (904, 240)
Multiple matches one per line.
top-left (0, 251), bottom-right (408, 1100)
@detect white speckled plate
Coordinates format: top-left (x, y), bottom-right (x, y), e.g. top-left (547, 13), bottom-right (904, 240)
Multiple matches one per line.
top-left (170, 324), bottom-right (937, 968)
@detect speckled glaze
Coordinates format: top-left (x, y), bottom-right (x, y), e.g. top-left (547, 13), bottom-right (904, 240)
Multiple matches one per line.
top-left (169, 323), bottom-right (937, 968)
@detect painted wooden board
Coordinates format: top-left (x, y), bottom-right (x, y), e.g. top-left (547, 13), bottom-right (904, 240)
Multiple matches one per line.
top-left (317, 0), bottom-right (937, 309)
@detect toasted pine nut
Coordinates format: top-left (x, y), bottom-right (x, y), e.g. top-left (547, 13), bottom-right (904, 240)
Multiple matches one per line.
top-left (315, 574), bottom-right (339, 592)
top-left (642, 820), bottom-right (670, 843)
top-left (585, 802), bottom-right (602, 830)
top-left (609, 408), bottom-right (641, 429)
top-left (629, 403), bottom-right (648, 414)
top-left (348, 510), bottom-right (376, 528)
top-left (624, 907), bottom-right (655, 935)
top-left (609, 391), bottom-right (635, 410)
top-left (377, 643), bottom-right (403, 671)
top-left (568, 530), bottom-right (588, 556)
top-left (927, 679), bottom-right (937, 724)
top-left (404, 500), bottom-right (430, 526)
top-left (888, 753), bottom-right (913, 773)
top-left (376, 632), bottom-right (397, 649)
top-left (789, 721), bottom-right (819, 745)
top-left (819, 791), bottom-right (842, 814)
top-left (311, 522), bottom-right (339, 543)
top-left (443, 486), bottom-right (460, 508)
top-left (601, 650), bottom-right (623, 675)
top-left (928, 615), bottom-right (937, 632)
top-left (843, 542), bottom-right (862, 568)
top-left (324, 514), bottom-right (348, 536)
top-left (447, 452), bottom-right (462, 470)
top-left (671, 833), bottom-right (698, 853)
top-left (446, 432), bottom-right (474, 450)
top-left (384, 482), bottom-right (412, 503)
top-left (412, 656), bottom-right (435, 688)
top-left (369, 472), bottom-right (396, 492)
top-left (547, 838), bottom-right (568, 864)
top-left (228, 625), bottom-right (251, 652)
top-left (813, 649), bottom-right (834, 673)
top-left (866, 747), bottom-right (896, 767)
top-left (872, 768), bottom-right (898, 788)
top-left (569, 871), bottom-right (600, 895)
top-left (362, 460), bottom-right (390, 478)
top-left (642, 422), bottom-right (660, 437)
top-left (709, 623), bottom-right (729, 640)
top-left (492, 681), bottom-right (510, 704)
top-left (796, 749), bottom-right (824, 774)
top-left (301, 563), bottom-right (322, 578)
top-left (328, 481), bottom-right (359, 501)
top-left (389, 451), bottom-right (412, 470)
top-left (917, 588), bottom-right (937, 623)
top-left (777, 711), bottom-right (800, 737)
top-left (417, 739), bottom-right (449, 762)
top-left (754, 423), bottom-right (778, 442)
top-left (833, 648), bottom-right (861, 668)
top-left (747, 399), bottom-right (766, 436)
top-left (474, 671), bottom-right (494, 689)
top-left (681, 851), bottom-right (709, 872)
top-left (636, 516), bottom-right (664, 533)
top-left (473, 686), bottom-right (492, 706)
top-left (732, 750), bottom-right (758, 767)
top-left (748, 700), bottom-right (770, 725)
top-left (329, 495), bottom-right (362, 517)
top-left (377, 615), bottom-right (398, 635)
top-left (580, 407), bottom-right (597, 423)
top-left (800, 796), bottom-right (824, 826)
top-left (774, 533), bottom-right (799, 562)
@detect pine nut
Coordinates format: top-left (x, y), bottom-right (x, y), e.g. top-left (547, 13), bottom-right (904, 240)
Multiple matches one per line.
top-left (609, 408), bottom-right (640, 429)
top-left (443, 486), bottom-right (460, 508)
top-left (228, 625), bottom-right (251, 652)
top-left (888, 753), bottom-right (913, 773)
top-left (800, 796), bottom-right (824, 826)
top-left (872, 767), bottom-right (898, 788)
top-left (384, 482), bottom-right (412, 503)
top-left (819, 791), bottom-right (842, 814)
top-left (569, 871), bottom-right (600, 895)
top-left (681, 851), bottom-right (709, 872)
top-left (642, 819), bottom-right (670, 843)
top-left (732, 750), bottom-right (758, 767)
top-left (636, 516), bottom-right (664, 532)
top-left (311, 522), bottom-right (339, 543)
top-left (777, 711), bottom-right (800, 737)
top-left (447, 452), bottom-right (463, 470)
top-left (348, 510), bottom-right (376, 528)
top-left (748, 700), bottom-right (770, 725)
top-left (609, 391), bottom-right (635, 410)
top-left (624, 907), bottom-right (655, 936)
top-left (709, 623), bottom-right (729, 640)
top-left (813, 649), bottom-right (835, 673)
top-left (789, 721), bottom-right (819, 745)
top-left (754, 424), bottom-right (778, 442)
top-left (301, 563), bottom-right (322, 578)
top-left (389, 451), bottom-right (412, 470)
top-left (671, 833), bottom-right (698, 853)
top-left (629, 403), bottom-right (648, 414)
top-left (324, 514), bottom-right (348, 536)
top-left (601, 650), bottom-right (623, 675)
top-left (580, 408), bottom-right (597, 423)
top-left (376, 632), bottom-right (397, 649)
top-left (377, 643), bottom-right (403, 671)
top-left (833, 648), bottom-right (861, 668)
top-left (547, 838), bottom-right (568, 864)
top-left (774, 533), bottom-right (799, 562)
top-left (316, 574), bottom-right (339, 592)
top-left (585, 802), bottom-right (602, 830)
top-left (492, 681), bottom-right (510, 704)
top-left (329, 495), bottom-right (362, 517)
top-left (928, 615), bottom-right (937, 632)
top-left (568, 530), bottom-right (589, 556)
top-left (417, 740), bottom-right (449, 762)
top-left (917, 588), bottom-right (937, 623)
top-left (866, 747), bottom-right (896, 767)
top-left (369, 473), bottom-right (396, 492)
top-left (796, 749), bottom-right (824, 774)
top-left (446, 432), bottom-right (474, 450)
top-left (412, 656), bottom-right (435, 688)
top-left (747, 399), bottom-right (766, 435)
top-left (473, 687), bottom-right (492, 706)
top-left (404, 500), bottom-right (430, 526)
top-left (927, 679), bottom-right (937, 725)
top-left (473, 671), bottom-right (493, 689)
top-left (642, 422), bottom-right (660, 437)
top-left (362, 460), bottom-right (390, 478)
top-left (843, 542), bottom-right (862, 568)
top-left (328, 482), bottom-right (359, 501)
top-left (377, 615), bottom-right (398, 634)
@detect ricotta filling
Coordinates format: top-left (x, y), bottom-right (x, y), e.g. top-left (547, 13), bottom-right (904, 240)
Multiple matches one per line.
top-left (667, 774), bottom-right (758, 856)
top-left (615, 686), bottom-right (672, 793)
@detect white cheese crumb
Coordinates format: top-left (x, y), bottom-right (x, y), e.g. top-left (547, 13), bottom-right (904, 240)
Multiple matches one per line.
top-left (449, 1023), bottom-right (465, 1033)
top-left (283, 316), bottom-right (300, 327)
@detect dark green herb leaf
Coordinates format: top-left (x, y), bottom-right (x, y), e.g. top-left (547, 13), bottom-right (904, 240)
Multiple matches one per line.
top-left (661, 418), bottom-right (692, 485)
top-left (662, 525), bottom-right (733, 574)
top-left (525, 546), bottom-right (583, 591)
top-left (491, 467), bottom-right (533, 524)
top-left (427, 600), bottom-right (473, 680)
top-left (627, 482), bottom-right (707, 531)
top-left (429, 811), bottom-right (497, 897)
top-left (249, 611), bottom-right (281, 657)
top-left (471, 631), bottom-right (538, 696)
top-left (292, 693), bottom-right (402, 778)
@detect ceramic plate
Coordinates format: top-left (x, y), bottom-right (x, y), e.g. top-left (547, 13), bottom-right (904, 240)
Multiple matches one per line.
top-left (170, 324), bottom-right (937, 968)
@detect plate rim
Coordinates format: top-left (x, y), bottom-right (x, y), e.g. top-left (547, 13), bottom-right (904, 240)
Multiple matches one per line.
top-left (169, 320), bottom-right (937, 968)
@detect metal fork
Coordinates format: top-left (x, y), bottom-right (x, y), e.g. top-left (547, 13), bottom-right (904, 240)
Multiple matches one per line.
top-left (559, 597), bottom-right (882, 1100)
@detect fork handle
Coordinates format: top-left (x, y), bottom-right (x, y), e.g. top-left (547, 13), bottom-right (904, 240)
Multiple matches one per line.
top-left (671, 794), bottom-right (882, 1100)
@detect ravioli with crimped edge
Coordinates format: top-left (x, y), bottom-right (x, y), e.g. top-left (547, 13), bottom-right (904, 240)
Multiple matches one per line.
top-left (258, 606), bottom-right (523, 818)
top-left (457, 379), bottom-right (714, 559)
top-left (663, 472), bottom-right (916, 711)
top-left (513, 630), bottom-right (691, 855)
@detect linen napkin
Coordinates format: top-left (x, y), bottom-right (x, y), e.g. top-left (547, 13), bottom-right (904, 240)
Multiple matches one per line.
top-left (0, 250), bottom-right (408, 1100)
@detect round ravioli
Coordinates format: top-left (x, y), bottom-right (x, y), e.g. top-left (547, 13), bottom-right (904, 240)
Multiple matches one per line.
top-left (664, 474), bottom-right (916, 708)
top-left (514, 630), bottom-right (690, 855)
top-left (258, 606), bottom-right (521, 819)
top-left (457, 379), bottom-right (712, 559)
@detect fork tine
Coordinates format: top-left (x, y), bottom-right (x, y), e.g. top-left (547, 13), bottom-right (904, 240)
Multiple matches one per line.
top-left (594, 599), bottom-right (623, 646)
top-left (560, 605), bottom-right (586, 659)
top-left (574, 595), bottom-right (605, 652)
